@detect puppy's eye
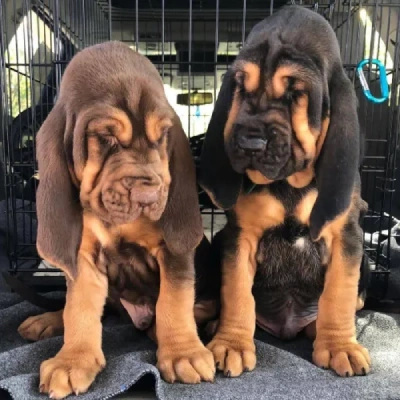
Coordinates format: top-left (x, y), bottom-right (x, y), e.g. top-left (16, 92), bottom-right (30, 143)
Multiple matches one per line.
top-left (149, 127), bottom-right (170, 149)
top-left (97, 133), bottom-right (118, 147)
top-left (158, 127), bottom-right (170, 144)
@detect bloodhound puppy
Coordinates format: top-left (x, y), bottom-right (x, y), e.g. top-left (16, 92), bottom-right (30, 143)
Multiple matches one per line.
top-left (199, 6), bottom-right (371, 378)
top-left (17, 41), bottom-right (218, 399)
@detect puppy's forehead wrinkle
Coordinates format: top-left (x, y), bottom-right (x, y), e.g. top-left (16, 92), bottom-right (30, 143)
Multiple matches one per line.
top-left (59, 44), bottom-right (166, 120)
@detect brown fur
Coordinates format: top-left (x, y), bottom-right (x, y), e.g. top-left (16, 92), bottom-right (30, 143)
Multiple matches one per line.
top-left (19, 41), bottom-right (216, 399)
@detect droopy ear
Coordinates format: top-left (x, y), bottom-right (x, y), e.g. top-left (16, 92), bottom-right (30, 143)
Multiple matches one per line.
top-left (310, 67), bottom-right (360, 240)
top-left (199, 69), bottom-right (243, 209)
top-left (159, 117), bottom-right (203, 255)
top-left (35, 103), bottom-right (82, 280)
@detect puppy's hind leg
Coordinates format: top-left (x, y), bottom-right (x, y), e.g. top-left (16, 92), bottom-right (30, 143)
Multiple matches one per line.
top-left (18, 310), bottom-right (64, 341)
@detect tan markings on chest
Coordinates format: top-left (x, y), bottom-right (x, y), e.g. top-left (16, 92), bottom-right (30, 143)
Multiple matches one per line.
top-left (85, 213), bottom-right (163, 253)
top-left (294, 189), bottom-right (318, 226)
top-left (118, 219), bottom-right (163, 252)
top-left (234, 192), bottom-right (285, 238)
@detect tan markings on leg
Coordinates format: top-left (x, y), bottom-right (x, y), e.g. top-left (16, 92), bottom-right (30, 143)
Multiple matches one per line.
top-left (18, 310), bottom-right (64, 342)
top-left (242, 62), bottom-right (261, 93)
top-left (207, 235), bottom-right (257, 377)
top-left (246, 169), bottom-right (273, 185)
top-left (39, 216), bottom-right (107, 399)
top-left (207, 192), bottom-right (284, 377)
top-left (291, 93), bottom-right (317, 160)
top-left (149, 300), bottom-right (218, 345)
top-left (313, 206), bottom-right (371, 377)
top-left (146, 300), bottom-right (218, 345)
top-left (294, 189), bottom-right (318, 225)
top-left (223, 90), bottom-right (241, 141)
top-left (155, 251), bottom-right (215, 384)
top-left (145, 113), bottom-right (173, 143)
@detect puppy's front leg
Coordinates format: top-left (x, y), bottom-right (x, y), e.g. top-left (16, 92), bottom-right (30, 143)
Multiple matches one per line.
top-left (207, 235), bottom-right (257, 377)
top-left (155, 249), bottom-right (215, 384)
top-left (40, 230), bottom-right (107, 399)
top-left (313, 216), bottom-right (371, 377)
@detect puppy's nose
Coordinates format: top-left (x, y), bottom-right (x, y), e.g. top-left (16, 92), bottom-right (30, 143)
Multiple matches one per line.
top-left (122, 175), bottom-right (160, 205)
top-left (122, 175), bottom-right (159, 190)
top-left (237, 135), bottom-right (267, 153)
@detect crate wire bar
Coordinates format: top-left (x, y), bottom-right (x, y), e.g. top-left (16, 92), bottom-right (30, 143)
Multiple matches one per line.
top-left (0, 0), bottom-right (399, 300)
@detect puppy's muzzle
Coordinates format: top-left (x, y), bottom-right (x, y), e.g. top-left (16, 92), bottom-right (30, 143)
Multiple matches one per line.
top-left (237, 134), bottom-right (268, 154)
top-left (121, 175), bottom-right (160, 205)
top-left (102, 174), bottom-right (161, 214)
top-left (229, 119), bottom-right (291, 178)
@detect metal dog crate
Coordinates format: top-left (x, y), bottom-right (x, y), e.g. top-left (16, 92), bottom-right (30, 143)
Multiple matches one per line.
top-left (0, 0), bottom-right (399, 301)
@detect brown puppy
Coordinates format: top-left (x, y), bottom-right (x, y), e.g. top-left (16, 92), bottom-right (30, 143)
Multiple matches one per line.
top-left (200, 6), bottom-right (370, 378)
top-left (17, 41), bottom-right (216, 399)
top-left (19, 235), bottom-right (220, 339)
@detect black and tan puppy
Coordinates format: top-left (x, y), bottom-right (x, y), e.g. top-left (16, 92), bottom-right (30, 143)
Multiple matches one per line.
top-left (200, 6), bottom-right (371, 378)
top-left (17, 41), bottom-right (217, 399)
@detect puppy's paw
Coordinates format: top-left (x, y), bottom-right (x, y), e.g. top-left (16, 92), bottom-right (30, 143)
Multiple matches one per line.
top-left (313, 339), bottom-right (371, 377)
top-left (157, 339), bottom-right (215, 384)
top-left (18, 311), bottom-right (64, 341)
top-left (39, 347), bottom-right (106, 399)
top-left (207, 333), bottom-right (256, 377)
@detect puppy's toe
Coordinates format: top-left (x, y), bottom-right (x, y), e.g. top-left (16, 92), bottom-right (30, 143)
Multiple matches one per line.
top-left (207, 334), bottom-right (256, 377)
top-left (40, 347), bottom-right (105, 399)
top-left (18, 311), bottom-right (64, 341)
top-left (313, 340), bottom-right (371, 377)
top-left (157, 338), bottom-right (215, 384)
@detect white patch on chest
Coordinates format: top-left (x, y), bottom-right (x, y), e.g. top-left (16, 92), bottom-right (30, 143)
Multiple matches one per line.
top-left (294, 237), bottom-right (306, 249)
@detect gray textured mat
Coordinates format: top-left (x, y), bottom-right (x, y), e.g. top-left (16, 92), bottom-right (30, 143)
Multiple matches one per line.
top-left (1, 293), bottom-right (400, 400)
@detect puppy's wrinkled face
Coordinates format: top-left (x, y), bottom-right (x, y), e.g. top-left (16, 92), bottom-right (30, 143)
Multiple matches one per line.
top-left (78, 108), bottom-right (173, 225)
top-left (225, 61), bottom-right (321, 186)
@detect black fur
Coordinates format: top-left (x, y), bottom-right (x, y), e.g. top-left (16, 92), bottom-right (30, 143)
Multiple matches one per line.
top-left (199, 5), bottom-right (362, 241)
top-left (212, 181), bottom-right (368, 340)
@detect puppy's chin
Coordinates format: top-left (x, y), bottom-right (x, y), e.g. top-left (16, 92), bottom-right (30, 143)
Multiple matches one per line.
top-left (231, 154), bottom-right (307, 185)
top-left (227, 148), bottom-right (289, 181)
top-left (229, 156), bottom-right (286, 182)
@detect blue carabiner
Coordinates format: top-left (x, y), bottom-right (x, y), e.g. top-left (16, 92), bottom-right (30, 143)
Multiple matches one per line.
top-left (356, 59), bottom-right (389, 104)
